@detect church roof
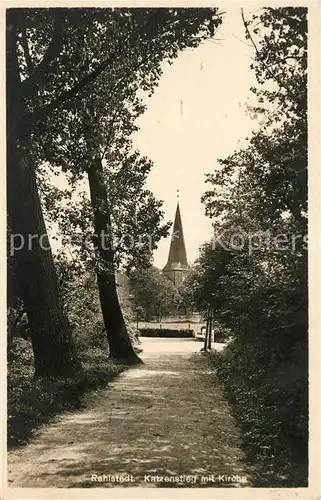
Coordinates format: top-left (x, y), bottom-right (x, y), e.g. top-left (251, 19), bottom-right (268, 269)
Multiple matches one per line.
top-left (163, 202), bottom-right (188, 272)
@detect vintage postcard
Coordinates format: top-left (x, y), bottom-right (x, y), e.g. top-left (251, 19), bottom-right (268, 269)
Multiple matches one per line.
top-left (1, 1), bottom-right (320, 499)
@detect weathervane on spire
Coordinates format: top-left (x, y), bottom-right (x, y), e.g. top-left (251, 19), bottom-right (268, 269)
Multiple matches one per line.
top-left (176, 189), bottom-right (179, 200)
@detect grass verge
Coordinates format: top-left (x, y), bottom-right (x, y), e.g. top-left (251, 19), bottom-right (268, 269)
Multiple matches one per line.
top-left (7, 338), bottom-right (126, 449)
top-left (202, 347), bottom-right (308, 487)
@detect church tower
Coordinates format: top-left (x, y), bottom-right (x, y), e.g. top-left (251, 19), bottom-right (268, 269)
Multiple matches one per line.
top-left (162, 198), bottom-right (189, 286)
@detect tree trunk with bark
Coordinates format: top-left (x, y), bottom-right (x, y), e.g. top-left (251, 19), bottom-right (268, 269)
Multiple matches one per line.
top-left (87, 159), bottom-right (142, 365)
top-left (7, 134), bottom-right (82, 376)
top-left (7, 12), bottom-right (81, 376)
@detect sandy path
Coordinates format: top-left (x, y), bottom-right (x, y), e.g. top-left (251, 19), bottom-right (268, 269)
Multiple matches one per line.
top-left (7, 339), bottom-right (253, 488)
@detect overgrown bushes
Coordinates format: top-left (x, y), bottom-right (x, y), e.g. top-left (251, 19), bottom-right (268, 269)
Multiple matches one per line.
top-left (7, 337), bottom-right (125, 448)
top-left (7, 267), bottom-right (140, 449)
top-left (187, 241), bottom-right (308, 485)
top-left (210, 339), bottom-right (308, 487)
top-left (186, 7), bottom-right (308, 486)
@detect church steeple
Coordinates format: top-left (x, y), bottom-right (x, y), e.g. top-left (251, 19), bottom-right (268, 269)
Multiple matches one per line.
top-left (162, 196), bottom-right (189, 285)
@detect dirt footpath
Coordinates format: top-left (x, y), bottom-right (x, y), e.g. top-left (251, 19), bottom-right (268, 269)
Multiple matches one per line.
top-left (7, 339), bottom-right (254, 488)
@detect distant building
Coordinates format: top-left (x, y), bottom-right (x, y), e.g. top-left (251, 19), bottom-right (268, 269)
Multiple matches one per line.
top-left (162, 201), bottom-right (189, 286)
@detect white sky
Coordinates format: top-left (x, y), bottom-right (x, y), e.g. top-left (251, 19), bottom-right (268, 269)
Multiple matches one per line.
top-left (133, 6), bottom-right (261, 268)
top-left (50, 6), bottom-right (263, 267)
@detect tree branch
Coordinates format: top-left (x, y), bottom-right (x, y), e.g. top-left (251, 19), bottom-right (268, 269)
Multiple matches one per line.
top-left (23, 9), bottom-right (223, 134)
top-left (25, 55), bottom-right (115, 132)
top-left (99, 105), bottom-right (123, 160)
top-left (13, 308), bottom-right (26, 330)
top-left (20, 26), bottom-right (34, 75)
top-left (240, 8), bottom-right (298, 102)
top-left (20, 11), bottom-right (65, 97)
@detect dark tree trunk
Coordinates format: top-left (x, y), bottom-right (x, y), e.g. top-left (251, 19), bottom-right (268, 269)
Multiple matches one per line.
top-left (87, 159), bottom-right (142, 365)
top-left (7, 136), bottom-right (82, 376)
top-left (6, 13), bottom-right (81, 376)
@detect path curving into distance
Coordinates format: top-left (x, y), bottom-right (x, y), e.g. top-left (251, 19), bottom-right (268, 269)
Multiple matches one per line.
top-left (7, 338), bottom-right (254, 488)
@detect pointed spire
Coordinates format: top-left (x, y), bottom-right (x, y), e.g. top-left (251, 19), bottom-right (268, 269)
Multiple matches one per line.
top-left (163, 199), bottom-right (188, 274)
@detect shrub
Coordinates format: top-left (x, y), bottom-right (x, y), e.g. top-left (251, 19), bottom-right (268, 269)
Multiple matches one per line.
top-left (211, 339), bottom-right (308, 487)
top-left (7, 267), bottom-right (140, 449)
top-left (139, 328), bottom-right (194, 338)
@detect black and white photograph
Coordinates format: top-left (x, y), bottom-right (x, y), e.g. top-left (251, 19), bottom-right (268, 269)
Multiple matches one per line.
top-left (3, 2), bottom-right (318, 496)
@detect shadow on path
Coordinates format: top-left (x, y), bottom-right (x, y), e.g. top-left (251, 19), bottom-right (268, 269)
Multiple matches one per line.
top-left (8, 339), bottom-right (254, 488)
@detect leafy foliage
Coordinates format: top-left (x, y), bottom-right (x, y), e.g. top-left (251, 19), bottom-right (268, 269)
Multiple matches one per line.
top-left (10, 7), bottom-right (222, 137)
top-left (29, 9), bottom-right (222, 274)
top-left (40, 151), bottom-right (172, 274)
top-left (129, 266), bottom-right (183, 321)
top-left (7, 260), bottom-right (141, 448)
top-left (189, 7), bottom-right (308, 485)
top-left (7, 335), bottom-right (125, 449)
top-left (7, 6), bottom-right (223, 372)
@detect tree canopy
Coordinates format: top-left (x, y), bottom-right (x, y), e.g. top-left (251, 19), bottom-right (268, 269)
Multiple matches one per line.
top-left (7, 7), bottom-right (223, 374)
top-left (129, 267), bottom-right (183, 321)
top-left (187, 9), bottom-right (307, 479)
